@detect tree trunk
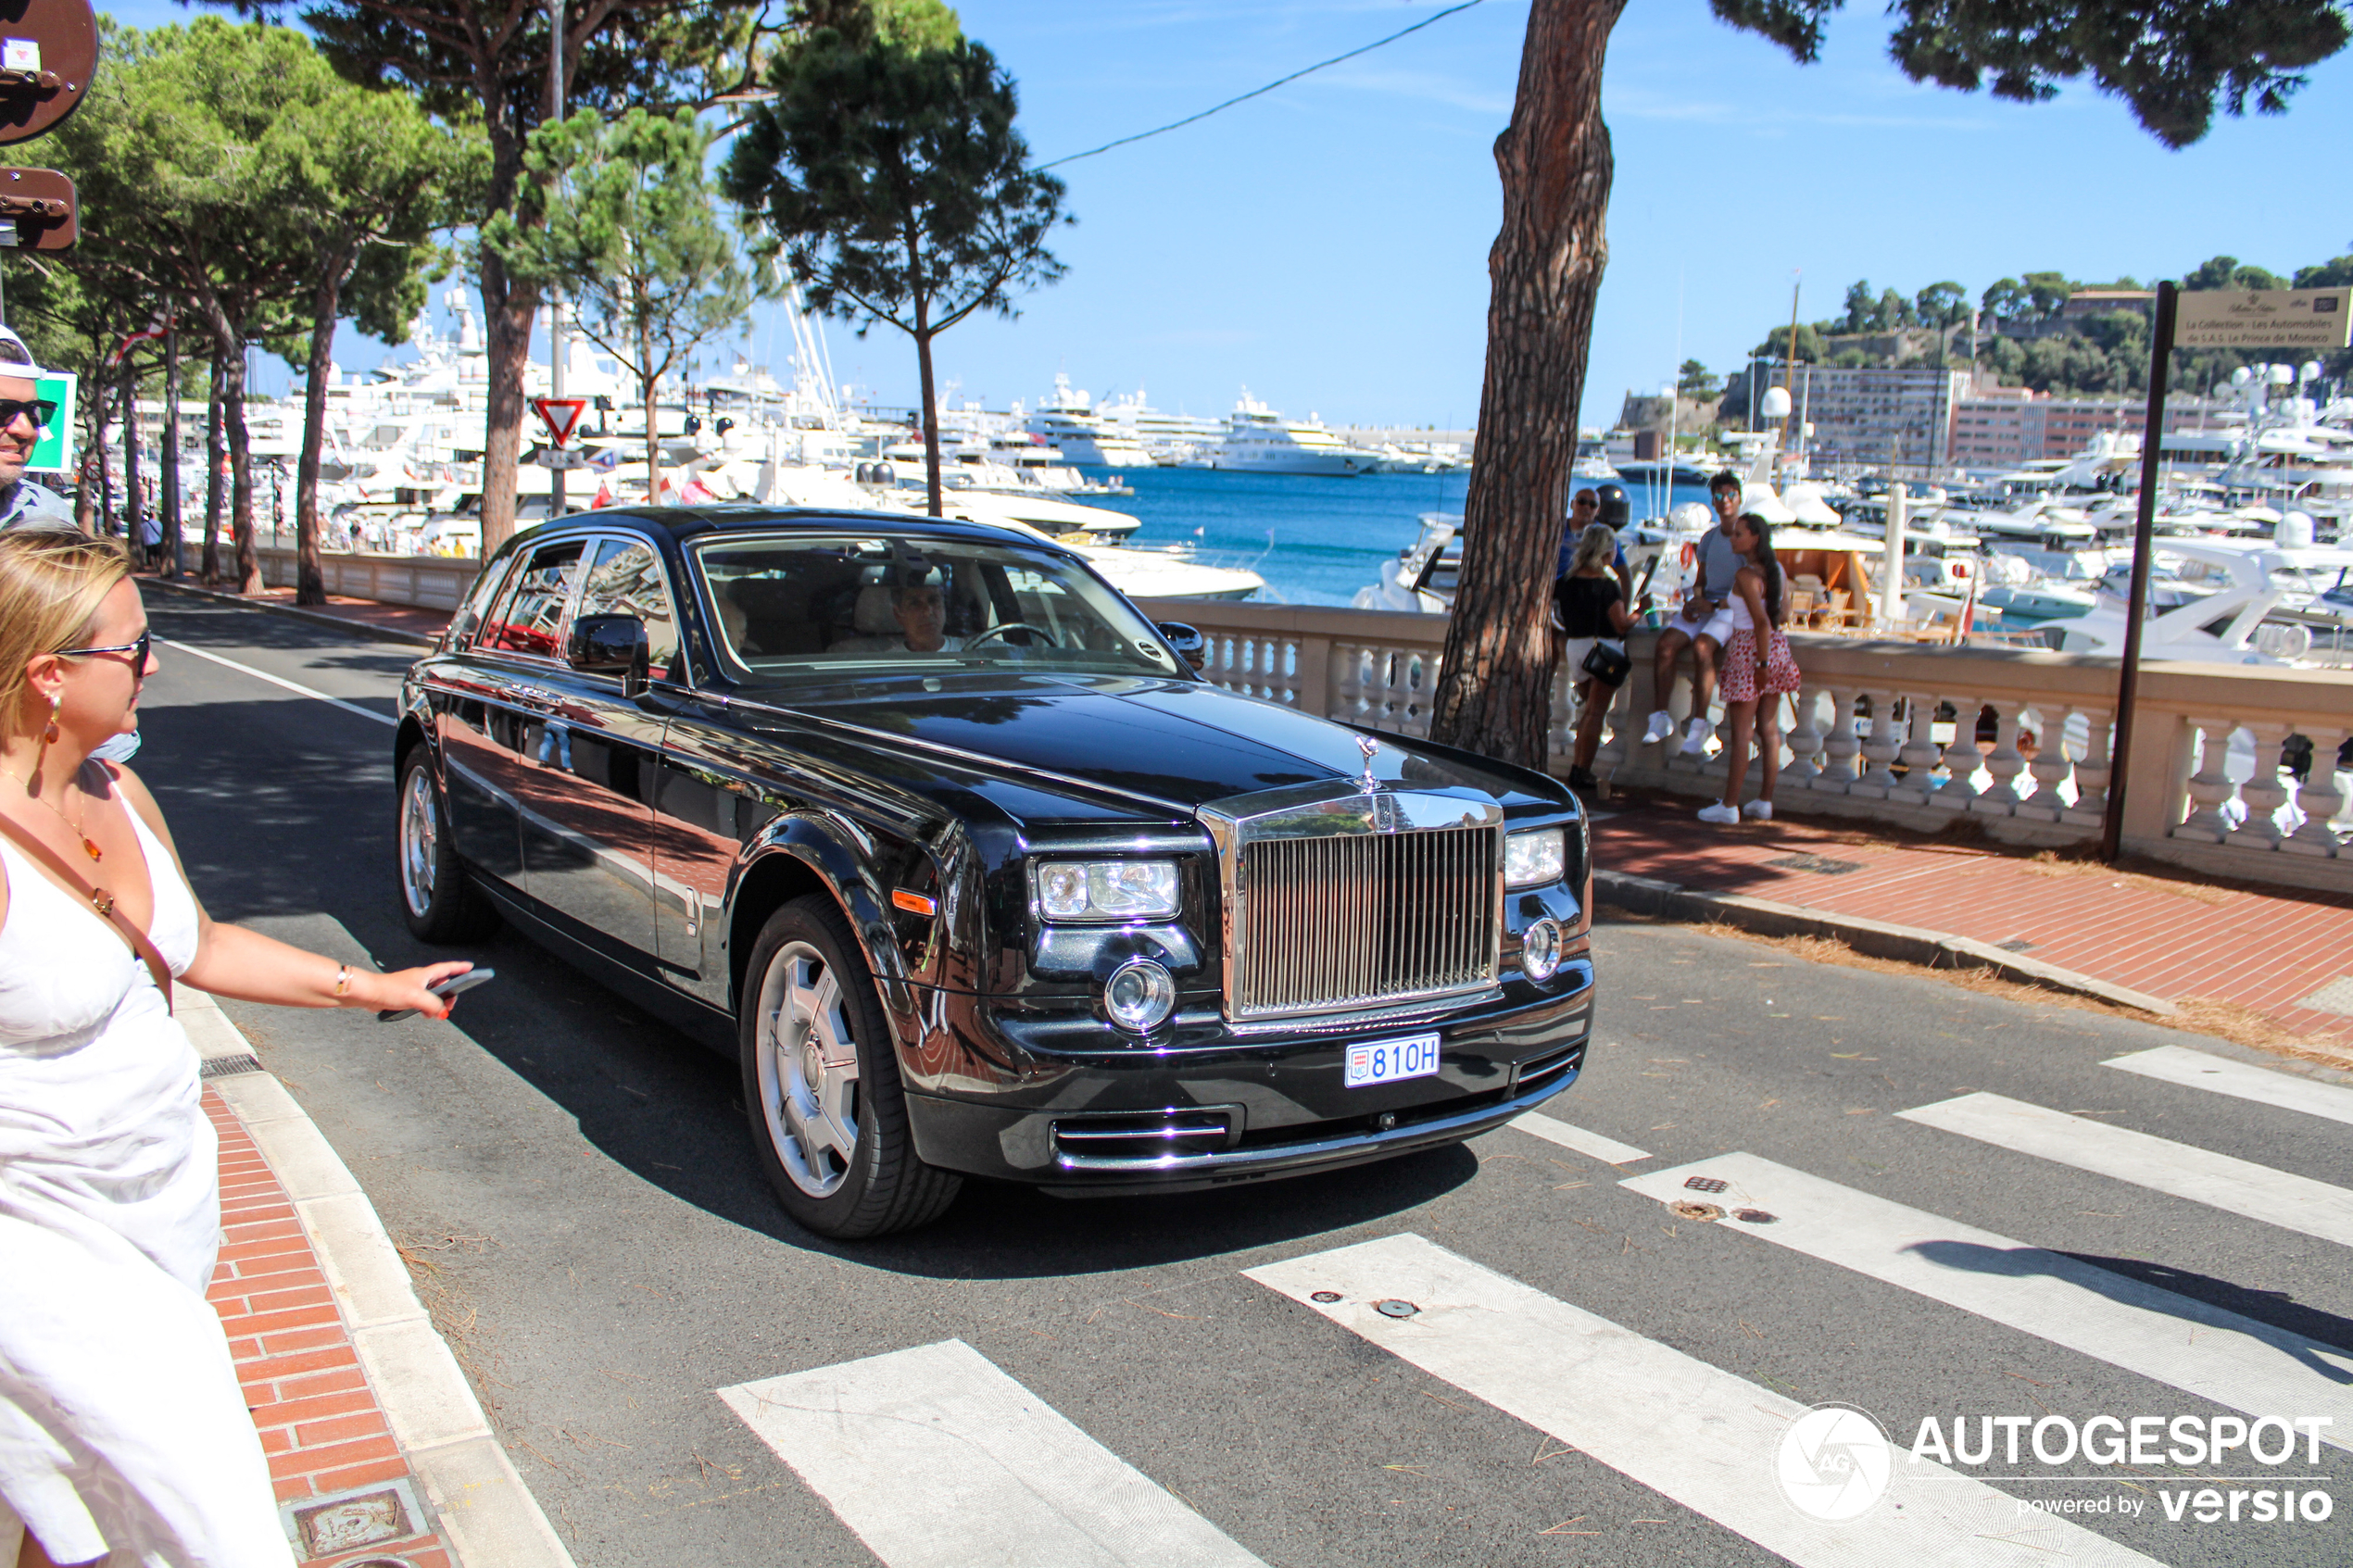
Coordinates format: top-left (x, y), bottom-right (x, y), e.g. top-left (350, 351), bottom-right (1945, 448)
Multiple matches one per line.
top-left (642, 316), bottom-right (661, 506)
top-left (296, 263), bottom-right (347, 606)
top-left (220, 337), bottom-right (260, 596)
top-left (121, 358), bottom-right (143, 553)
top-left (479, 239), bottom-right (538, 557)
top-left (203, 365), bottom-right (223, 586)
top-left (1428, 0), bottom-right (1627, 769)
top-left (160, 324), bottom-right (182, 579)
top-left (914, 318), bottom-right (942, 518)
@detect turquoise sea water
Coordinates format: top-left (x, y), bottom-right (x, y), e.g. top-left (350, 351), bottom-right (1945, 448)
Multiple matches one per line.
top-left (1106, 467), bottom-right (1719, 606)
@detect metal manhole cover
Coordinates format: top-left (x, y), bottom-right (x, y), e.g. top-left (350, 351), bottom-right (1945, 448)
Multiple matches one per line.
top-left (1683, 1176), bottom-right (1728, 1193)
top-left (2299, 976), bottom-right (2353, 1018)
top-left (1994, 938), bottom-right (2036, 954)
top-left (1764, 853), bottom-right (1867, 876)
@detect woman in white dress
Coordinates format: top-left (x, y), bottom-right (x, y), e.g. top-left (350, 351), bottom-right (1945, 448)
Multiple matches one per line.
top-left (0, 530), bottom-right (468, 1568)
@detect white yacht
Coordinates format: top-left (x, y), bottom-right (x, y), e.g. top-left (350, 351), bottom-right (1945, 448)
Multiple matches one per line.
top-left (1024, 373), bottom-right (1155, 468)
top-left (1208, 390), bottom-right (1383, 476)
top-left (1094, 386), bottom-right (1226, 465)
top-left (2048, 534), bottom-right (2353, 664)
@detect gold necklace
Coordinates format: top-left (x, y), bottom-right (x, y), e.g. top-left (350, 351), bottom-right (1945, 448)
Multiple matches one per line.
top-left (1, 766), bottom-right (102, 863)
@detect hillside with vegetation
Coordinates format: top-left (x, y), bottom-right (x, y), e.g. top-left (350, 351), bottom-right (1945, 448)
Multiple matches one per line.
top-left (1731, 256), bottom-right (2353, 399)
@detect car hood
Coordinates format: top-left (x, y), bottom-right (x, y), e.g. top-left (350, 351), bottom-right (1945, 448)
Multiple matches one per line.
top-left (746, 672), bottom-right (1541, 812)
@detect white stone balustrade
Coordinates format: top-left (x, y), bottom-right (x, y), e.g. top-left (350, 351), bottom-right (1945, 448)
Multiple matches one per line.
top-left (1136, 599), bottom-right (2353, 895)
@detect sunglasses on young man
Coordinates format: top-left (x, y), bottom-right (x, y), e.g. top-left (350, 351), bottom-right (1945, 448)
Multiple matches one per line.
top-left (0, 397), bottom-right (57, 431)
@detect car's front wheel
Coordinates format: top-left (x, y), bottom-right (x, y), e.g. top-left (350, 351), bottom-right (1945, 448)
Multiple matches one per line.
top-left (739, 896), bottom-right (961, 1238)
top-left (396, 753), bottom-right (498, 943)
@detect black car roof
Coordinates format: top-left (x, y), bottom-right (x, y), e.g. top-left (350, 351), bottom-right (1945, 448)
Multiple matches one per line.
top-left (524, 506), bottom-right (1061, 553)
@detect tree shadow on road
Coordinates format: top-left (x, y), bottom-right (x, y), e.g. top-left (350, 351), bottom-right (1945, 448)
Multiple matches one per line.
top-left (1908, 1238), bottom-right (2353, 1384)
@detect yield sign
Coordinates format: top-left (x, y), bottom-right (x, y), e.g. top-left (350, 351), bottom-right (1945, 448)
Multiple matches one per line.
top-left (532, 395), bottom-right (588, 446)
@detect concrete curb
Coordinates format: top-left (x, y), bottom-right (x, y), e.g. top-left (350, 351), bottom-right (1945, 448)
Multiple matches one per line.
top-left (1592, 868), bottom-right (2181, 1018)
top-left (144, 574), bottom-right (440, 647)
top-left (183, 990), bottom-right (576, 1568)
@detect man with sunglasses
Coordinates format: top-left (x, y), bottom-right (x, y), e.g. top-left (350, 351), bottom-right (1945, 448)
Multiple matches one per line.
top-left (0, 327), bottom-right (75, 533)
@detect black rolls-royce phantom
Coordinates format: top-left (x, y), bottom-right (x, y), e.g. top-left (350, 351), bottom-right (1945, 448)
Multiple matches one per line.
top-left (395, 508), bottom-right (1594, 1237)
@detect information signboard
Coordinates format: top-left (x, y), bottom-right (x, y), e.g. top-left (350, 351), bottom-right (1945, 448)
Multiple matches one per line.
top-left (2173, 287), bottom-right (2352, 350)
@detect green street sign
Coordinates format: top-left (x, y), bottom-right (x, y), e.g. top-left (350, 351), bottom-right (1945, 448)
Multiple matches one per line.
top-left (29, 369), bottom-right (72, 472)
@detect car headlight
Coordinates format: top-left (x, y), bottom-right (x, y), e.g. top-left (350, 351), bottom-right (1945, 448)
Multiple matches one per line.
top-left (1504, 827), bottom-right (1566, 888)
top-left (1036, 859), bottom-right (1181, 922)
top-left (1520, 918), bottom-right (1563, 982)
top-left (1104, 959), bottom-right (1177, 1031)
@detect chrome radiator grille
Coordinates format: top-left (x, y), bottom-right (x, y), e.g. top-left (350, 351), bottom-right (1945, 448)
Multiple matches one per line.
top-left (1231, 825), bottom-right (1499, 1019)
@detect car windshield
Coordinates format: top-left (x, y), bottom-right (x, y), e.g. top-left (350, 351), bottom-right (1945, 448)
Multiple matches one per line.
top-left (692, 532), bottom-right (1185, 680)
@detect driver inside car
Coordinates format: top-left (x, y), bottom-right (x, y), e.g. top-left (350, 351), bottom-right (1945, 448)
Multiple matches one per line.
top-left (831, 575), bottom-right (965, 655)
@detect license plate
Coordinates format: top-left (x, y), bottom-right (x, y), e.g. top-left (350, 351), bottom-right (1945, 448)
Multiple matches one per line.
top-left (1345, 1032), bottom-right (1442, 1089)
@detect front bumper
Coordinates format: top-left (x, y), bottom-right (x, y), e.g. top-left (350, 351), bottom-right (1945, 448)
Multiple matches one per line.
top-left (900, 960), bottom-right (1592, 1193)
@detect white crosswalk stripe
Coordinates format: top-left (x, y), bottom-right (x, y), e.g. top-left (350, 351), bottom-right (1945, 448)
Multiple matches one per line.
top-left (1619, 1153), bottom-right (2353, 1451)
top-left (2103, 1045), bottom-right (2353, 1128)
top-left (1896, 1092), bottom-right (2353, 1248)
top-left (719, 1339), bottom-right (1266, 1568)
top-left (1247, 1234), bottom-right (2162, 1567)
top-left (1509, 1110), bottom-right (1650, 1163)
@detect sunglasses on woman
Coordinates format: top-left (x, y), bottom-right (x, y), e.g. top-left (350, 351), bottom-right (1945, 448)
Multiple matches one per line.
top-left (0, 398), bottom-right (57, 430)
top-left (58, 631), bottom-right (152, 669)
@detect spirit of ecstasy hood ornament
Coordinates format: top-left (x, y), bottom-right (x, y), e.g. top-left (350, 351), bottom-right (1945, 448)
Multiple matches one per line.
top-left (1356, 734), bottom-right (1380, 792)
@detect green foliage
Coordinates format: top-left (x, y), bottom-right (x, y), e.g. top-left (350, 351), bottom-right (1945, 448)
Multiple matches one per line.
top-left (1841, 278), bottom-right (1874, 333)
top-left (1754, 322), bottom-right (1822, 362)
top-left (721, 5), bottom-right (1066, 510)
top-left (2183, 254), bottom-right (2288, 291)
top-left (1712, 0), bottom-right (2349, 147)
top-left (1676, 358), bottom-right (1721, 398)
top-left (2294, 255), bottom-right (2353, 288)
top-left (487, 107), bottom-right (751, 493)
top-left (1914, 280), bottom-right (1968, 328)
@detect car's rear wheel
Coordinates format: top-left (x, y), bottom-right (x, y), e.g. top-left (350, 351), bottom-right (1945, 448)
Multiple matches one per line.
top-left (740, 896), bottom-right (961, 1238)
top-left (396, 754), bottom-right (498, 943)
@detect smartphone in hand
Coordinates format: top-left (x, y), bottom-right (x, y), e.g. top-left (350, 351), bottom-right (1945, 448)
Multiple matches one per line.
top-left (379, 968), bottom-right (495, 1022)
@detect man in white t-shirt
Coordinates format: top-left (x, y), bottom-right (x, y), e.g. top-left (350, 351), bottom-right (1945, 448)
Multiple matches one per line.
top-left (1642, 470), bottom-right (1745, 756)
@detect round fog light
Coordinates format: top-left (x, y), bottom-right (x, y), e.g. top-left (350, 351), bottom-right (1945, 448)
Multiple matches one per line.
top-left (1521, 919), bottom-right (1563, 983)
top-left (1104, 959), bottom-right (1176, 1032)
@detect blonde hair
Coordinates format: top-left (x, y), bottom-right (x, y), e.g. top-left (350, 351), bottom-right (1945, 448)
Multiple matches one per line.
top-left (1569, 523), bottom-right (1617, 577)
top-left (0, 528), bottom-right (130, 737)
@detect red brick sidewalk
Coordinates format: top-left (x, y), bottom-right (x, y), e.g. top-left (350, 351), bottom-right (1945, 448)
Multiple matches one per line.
top-left (206, 1090), bottom-right (459, 1567)
top-left (1592, 795), bottom-right (2353, 1048)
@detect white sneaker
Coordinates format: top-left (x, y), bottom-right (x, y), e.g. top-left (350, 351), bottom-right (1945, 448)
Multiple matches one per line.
top-left (1743, 799), bottom-right (1773, 821)
top-left (1696, 803), bottom-right (1740, 825)
top-left (1679, 716), bottom-right (1715, 756)
top-left (1642, 709), bottom-right (1675, 745)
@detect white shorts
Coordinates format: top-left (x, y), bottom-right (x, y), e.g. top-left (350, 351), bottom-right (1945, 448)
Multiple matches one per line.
top-left (1667, 602), bottom-right (1736, 646)
top-left (1562, 637), bottom-right (1627, 685)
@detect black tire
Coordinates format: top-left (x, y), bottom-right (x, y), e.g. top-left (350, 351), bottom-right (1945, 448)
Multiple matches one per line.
top-left (739, 895), bottom-right (961, 1238)
top-left (396, 753), bottom-right (498, 944)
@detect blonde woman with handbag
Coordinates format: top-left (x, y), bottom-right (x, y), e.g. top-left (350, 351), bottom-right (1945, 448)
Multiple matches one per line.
top-left (0, 530), bottom-right (469, 1568)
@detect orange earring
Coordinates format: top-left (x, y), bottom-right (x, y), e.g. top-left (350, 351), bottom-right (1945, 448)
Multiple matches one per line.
top-left (43, 692), bottom-right (59, 746)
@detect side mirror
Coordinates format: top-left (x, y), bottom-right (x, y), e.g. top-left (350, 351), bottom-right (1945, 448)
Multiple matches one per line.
top-left (568, 613), bottom-right (650, 693)
top-left (1156, 621), bottom-right (1207, 670)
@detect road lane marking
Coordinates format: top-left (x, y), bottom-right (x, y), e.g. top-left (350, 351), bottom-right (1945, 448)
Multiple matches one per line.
top-left (1619, 1153), bottom-right (2353, 1450)
top-left (1509, 1111), bottom-right (1649, 1163)
top-left (719, 1340), bottom-right (1265, 1568)
top-left (157, 637), bottom-right (397, 728)
top-left (1896, 1092), bottom-right (2353, 1248)
top-left (2102, 1044), bottom-right (2353, 1128)
top-left (1248, 1234), bottom-right (2158, 1567)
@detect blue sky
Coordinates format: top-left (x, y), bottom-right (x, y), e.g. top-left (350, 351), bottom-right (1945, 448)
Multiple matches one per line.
top-left (94, 0), bottom-right (2353, 428)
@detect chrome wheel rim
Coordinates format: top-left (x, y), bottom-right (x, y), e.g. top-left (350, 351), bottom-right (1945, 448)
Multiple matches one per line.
top-left (753, 940), bottom-right (860, 1198)
top-left (399, 767), bottom-right (438, 918)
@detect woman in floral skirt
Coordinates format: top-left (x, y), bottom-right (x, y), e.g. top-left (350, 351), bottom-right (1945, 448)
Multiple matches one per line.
top-left (1697, 513), bottom-right (1802, 825)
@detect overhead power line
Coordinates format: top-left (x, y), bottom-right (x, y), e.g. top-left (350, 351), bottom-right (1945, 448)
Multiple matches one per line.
top-left (1038, 0), bottom-right (1491, 170)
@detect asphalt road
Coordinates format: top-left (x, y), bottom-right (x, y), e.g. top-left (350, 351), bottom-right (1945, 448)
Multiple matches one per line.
top-left (136, 589), bottom-right (2353, 1568)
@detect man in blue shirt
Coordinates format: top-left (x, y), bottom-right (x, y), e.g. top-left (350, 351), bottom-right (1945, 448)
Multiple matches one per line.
top-left (1642, 470), bottom-right (1745, 756)
top-left (0, 328), bottom-right (77, 531)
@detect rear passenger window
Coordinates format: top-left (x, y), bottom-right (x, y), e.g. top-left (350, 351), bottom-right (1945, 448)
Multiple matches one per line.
top-left (481, 540), bottom-right (585, 659)
top-left (578, 537), bottom-right (682, 680)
